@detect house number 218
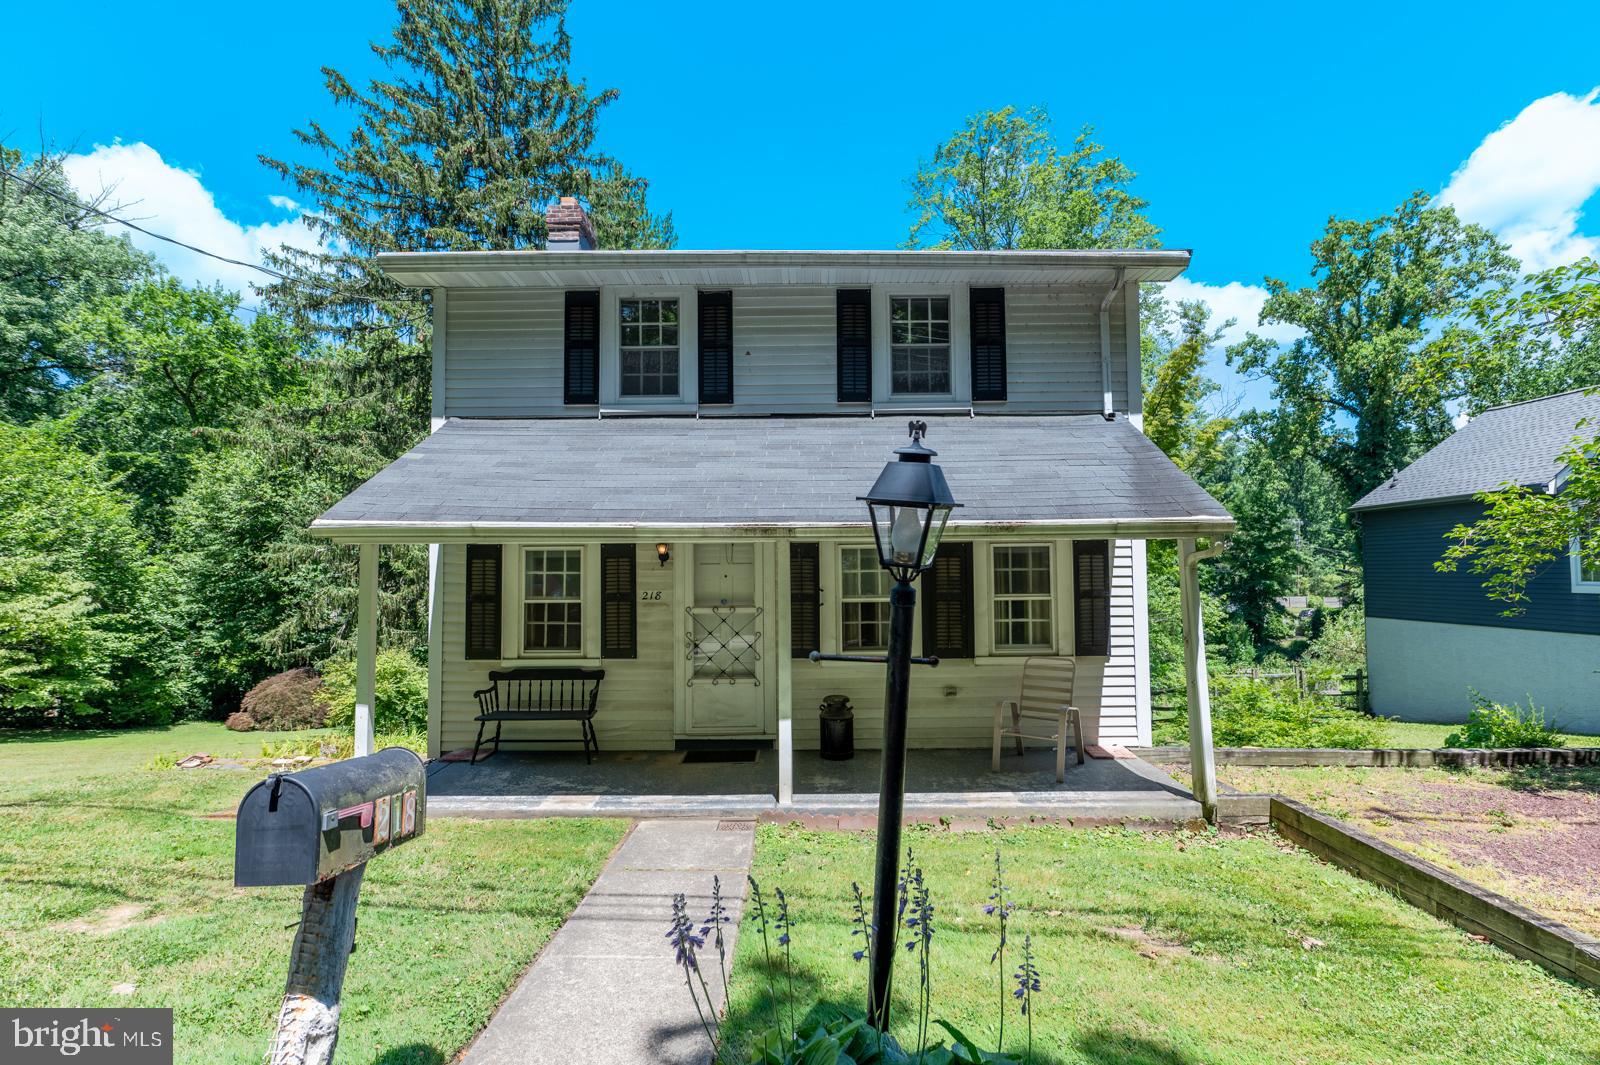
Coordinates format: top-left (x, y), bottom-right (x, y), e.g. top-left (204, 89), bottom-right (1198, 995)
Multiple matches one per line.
top-left (640, 590), bottom-right (663, 601)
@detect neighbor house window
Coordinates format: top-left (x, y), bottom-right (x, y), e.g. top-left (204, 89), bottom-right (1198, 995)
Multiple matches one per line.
top-left (1572, 533), bottom-right (1600, 592)
top-left (992, 545), bottom-right (1053, 652)
top-left (840, 546), bottom-right (892, 651)
top-left (890, 296), bottom-right (951, 394)
top-left (619, 298), bottom-right (680, 397)
top-left (523, 548), bottom-right (582, 652)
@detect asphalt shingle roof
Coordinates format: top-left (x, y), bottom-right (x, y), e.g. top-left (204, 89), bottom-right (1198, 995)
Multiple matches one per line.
top-left (313, 415), bottom-right (1232, 533)
top-left (1351, 388), bottom-right (1600, 512)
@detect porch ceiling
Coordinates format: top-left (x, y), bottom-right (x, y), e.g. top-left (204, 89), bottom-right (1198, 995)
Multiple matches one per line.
top-left (311, 415), bottom-right (1234, 543)
top-left (374, 248), bottom-right (1191, 289)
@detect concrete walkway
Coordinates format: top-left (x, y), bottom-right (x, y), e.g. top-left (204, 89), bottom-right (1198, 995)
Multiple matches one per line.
top-left (460, 819), bottom-right (753, 1065)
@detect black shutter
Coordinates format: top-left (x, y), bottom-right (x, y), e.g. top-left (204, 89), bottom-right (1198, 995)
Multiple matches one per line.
top-left (922, 542), bottom-right (974, 659)
top-left (789, 542), bottom-right (821, 658)
top-left (563, 290), bottom-right (600, 404)
top-left (970, 287), bottom-right (1007, 401)
top-left (698, 290), bottom-right (734, 404)
top-left (600, 543), bottom-right (637, 659)
top-left (465, 545), bottom-right (502, 660)
top-left (836, 289), bottom-right (871, 403)
top-left (1073, 540), bottom-right (1111, 656)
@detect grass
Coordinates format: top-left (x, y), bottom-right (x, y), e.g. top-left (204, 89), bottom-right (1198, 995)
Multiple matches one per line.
top-left (0, 723), bottom-right (627, 1064)
top-left (1153, 714), bottom-right (1600, 749)
top-left (717, 823), bottom-right (1600, 1065)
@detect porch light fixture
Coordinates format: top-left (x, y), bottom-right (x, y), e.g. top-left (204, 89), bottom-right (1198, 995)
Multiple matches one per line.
top-left (859, 420), bottom-right (960, 583)
top-left (656, 543), bottom-right (671, 566)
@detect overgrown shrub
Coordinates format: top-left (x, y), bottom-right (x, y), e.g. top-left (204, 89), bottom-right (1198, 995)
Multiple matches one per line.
top-left (1159, 675), bottom-right (1385, 748)
top-left (224, 710), bottom-right (255, 732)
top-left (232, 667), bottom-right (327, 731)
top-left (320, 649), bottom-right (428, 734)
top-left (1444, 691), bottom-right (1564, 749)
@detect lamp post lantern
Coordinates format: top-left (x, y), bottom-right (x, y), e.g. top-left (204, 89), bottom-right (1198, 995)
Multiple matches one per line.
top-left (858, 419), bottom-right (959, 1030)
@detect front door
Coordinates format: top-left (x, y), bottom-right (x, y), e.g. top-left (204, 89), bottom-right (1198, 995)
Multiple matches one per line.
top-left (681, 542), bottom-right (772, 735)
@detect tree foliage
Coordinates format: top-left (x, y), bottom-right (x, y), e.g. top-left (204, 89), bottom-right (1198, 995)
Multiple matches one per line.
top-left (1450, 256), bottom-right (1600, 411)
top-left (1229, 192), bottom-right (1517, 509)
top-left (1144, 300), bottom-right (1232, 478)
top-left (905, 106), bottom-right (1159, 251)
top-left (0, 146), bottom-right (154, 420)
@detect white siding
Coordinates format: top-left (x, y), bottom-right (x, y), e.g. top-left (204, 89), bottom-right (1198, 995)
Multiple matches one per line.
top-left (434, 535), bottom-right (1146, 753)
top-left (440, 284), bottom-right (1131, 418)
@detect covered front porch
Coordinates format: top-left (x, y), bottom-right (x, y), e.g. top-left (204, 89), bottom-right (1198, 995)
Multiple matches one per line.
top-left (313, 414), bottom-right (1234, 819)
top-left (423, 745), bottom-right (1200, 820)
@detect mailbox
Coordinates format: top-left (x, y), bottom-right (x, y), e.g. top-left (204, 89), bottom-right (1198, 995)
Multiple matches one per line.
top-left (235, 747), bottom-right (426, 887)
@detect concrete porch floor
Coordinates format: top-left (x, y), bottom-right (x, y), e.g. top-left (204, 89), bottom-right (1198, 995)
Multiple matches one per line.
top-left (425, 746), bottom-right (1201, 821)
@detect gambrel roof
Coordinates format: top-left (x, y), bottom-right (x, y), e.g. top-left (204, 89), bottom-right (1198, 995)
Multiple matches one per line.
top-left (312, 415), bottom-right (1233, 543)
top-left (1351, 388), bottom-right (1600, 513)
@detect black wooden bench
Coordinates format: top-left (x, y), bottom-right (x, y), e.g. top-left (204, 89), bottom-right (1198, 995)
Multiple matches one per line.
top-left (470, 667), bottom-right (605, 765)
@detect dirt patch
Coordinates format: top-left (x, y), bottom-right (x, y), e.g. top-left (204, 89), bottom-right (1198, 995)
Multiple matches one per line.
top-left (1101, 925), bottom-right (1193, 961)
top-left (56, 903), bottom-right (159, 936)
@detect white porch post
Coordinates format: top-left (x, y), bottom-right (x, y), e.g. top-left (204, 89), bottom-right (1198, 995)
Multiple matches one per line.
top-left (1178, 537), bottom-right (1221, 822)
top-left (426, 543), bottom-right (443, 759)
top-left (775, 542), bottom-right (794, 805)
top-left (355, 543), bottom-right (378, 758)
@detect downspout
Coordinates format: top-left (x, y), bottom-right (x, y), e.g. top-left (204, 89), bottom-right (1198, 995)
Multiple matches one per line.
top-left (1098, 268), bottom-right (1126, 419)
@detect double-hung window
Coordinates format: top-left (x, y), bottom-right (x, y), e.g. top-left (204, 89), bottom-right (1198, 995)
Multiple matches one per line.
top-left (992, 545), bottom-right (1053, 653)
top-left (889, 296), bottom-right (951, 395)
top-left (523, 548), bottom-right (583, 653)
top-left (840, 546), bottom-right (893, 651)
top-left (618, 298), bottom-right (680, 397)
top-left (1573, 531), bottom-right (1600, 592)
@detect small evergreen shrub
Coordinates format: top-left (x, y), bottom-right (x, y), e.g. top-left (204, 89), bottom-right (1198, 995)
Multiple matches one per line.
top-left (234, 667), bottom-right (328, 731)
top-left (1444, 691), bottom-right (1564, 749)
top-left (320, 650), bottom-right (429, 734)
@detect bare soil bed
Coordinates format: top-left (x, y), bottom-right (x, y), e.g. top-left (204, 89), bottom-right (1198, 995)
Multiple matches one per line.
top-left (1185, 761), bottom-right (1600, 938)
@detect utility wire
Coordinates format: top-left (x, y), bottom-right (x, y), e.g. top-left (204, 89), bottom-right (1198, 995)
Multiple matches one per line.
top-left (0, 163), bottom-right (428, 315)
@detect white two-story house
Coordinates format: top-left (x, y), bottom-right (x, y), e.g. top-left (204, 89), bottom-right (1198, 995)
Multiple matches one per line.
top-left (312, 198), bottom-right (1235, 816)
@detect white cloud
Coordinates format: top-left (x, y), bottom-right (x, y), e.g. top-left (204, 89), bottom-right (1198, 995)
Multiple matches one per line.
top-left (60, 142), bottom-right (319, 299)
top-left (1440, 87), bottom-right (1600, 272)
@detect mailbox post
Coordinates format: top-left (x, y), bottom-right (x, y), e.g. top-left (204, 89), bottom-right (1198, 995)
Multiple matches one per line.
top-left (236, 747), bottom-right (427, 1065)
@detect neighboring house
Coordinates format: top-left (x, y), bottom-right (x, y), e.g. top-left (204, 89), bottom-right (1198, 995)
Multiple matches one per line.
top-left (312, 198), bottom-right (1235, 805)
top-left (1352, 388), bottom-right (1600, 730)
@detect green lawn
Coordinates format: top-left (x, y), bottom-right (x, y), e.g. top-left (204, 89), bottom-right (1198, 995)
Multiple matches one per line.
top-left (1379, 720), bottom-right (1600, 748)
top-left (719, 824), bottom-right (1600, 1065)
top-left (0, 724), bottom-right (626, 1064)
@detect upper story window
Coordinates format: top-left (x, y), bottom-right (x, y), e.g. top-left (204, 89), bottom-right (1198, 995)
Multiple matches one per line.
top-left (889, 296), bottom-right (951, 395)
top-left (619, 298), bottom-right (680, 397)
top-left (523, 547), bottom-right (583, 652)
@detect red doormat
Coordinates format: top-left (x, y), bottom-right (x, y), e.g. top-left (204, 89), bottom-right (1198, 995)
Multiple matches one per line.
top-left (439, 747), bottom-right (480, 762)
top-left (1085, 744), bottom-right (1136, 760)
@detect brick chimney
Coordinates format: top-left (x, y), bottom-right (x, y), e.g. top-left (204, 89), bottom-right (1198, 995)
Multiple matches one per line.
top-left (545, 196), bottom-right (596, 250)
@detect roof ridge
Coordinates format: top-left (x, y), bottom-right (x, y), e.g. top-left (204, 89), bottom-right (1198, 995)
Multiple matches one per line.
top-left (1474, 385), bottom-right (1600, 417)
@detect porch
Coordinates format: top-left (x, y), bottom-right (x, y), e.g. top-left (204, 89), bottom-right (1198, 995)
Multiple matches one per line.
top-left (423, 746), bottom-right (1200, 820)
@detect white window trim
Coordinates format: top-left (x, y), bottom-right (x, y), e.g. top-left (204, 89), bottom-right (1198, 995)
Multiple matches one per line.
top-left (504, 543), bottom-right (601, 662)
top-left (872, 284), bottom-right (970, 406)
top-left (599, 287), bottom-right (698, 409)
top-left (1570, 535), bottom-right (1600, 594)
top-left (983, 541), bottom-right (1064, 658)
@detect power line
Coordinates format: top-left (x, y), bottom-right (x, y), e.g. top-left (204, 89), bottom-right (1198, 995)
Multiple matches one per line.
top-left (0, 163), bottom-right (428, 316)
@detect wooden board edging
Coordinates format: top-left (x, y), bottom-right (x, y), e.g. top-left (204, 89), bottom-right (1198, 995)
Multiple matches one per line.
top-left (1137, 746), bottom-right (1600, 768)
top-left (1269, 797), bottom-right (1600, 987)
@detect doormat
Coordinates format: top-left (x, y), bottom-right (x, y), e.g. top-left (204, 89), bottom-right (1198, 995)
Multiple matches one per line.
top-left (682, 749), bottom-right (759, 764)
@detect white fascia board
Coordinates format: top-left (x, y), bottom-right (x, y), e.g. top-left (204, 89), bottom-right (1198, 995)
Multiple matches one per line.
top-left (308, 515), bottom-right (1238, 544)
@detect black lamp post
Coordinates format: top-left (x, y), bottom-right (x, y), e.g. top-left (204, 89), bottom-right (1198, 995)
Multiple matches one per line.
top-left (859, 420), bottom-right (959, 1030)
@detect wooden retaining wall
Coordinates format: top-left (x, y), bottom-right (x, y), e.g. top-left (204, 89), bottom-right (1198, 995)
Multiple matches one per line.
top-left (1139, 746), bottom-right (1600, 768)
top-left (1270, 797), bottom-right (1600, 987)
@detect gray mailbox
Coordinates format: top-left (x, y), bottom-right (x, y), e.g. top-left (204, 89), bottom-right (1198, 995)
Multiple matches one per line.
top-left (235, 746), bottom-right (426, 887)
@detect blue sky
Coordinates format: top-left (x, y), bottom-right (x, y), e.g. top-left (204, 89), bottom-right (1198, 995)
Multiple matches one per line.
top-left (4, 0), bottom-right (1599, 408)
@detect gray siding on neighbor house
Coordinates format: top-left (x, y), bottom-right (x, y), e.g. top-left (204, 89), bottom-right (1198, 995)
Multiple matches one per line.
top-left (440, 284), bottom-right (1131, 418)
top-left (1362, 501), bottom-right (1600, 635)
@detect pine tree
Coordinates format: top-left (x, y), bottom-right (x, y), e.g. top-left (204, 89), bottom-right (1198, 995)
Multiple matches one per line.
top-left (259, 0), bottom-right (675, 452)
